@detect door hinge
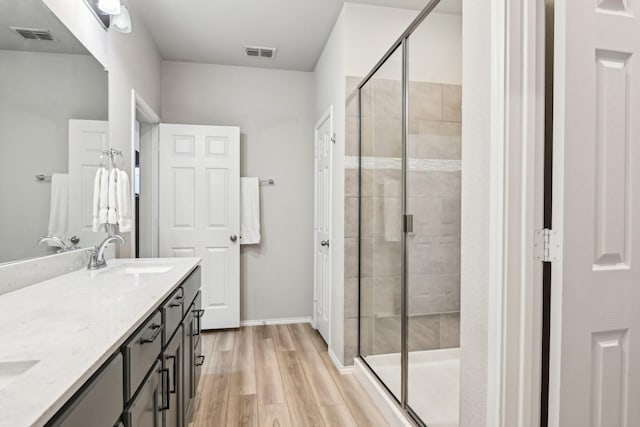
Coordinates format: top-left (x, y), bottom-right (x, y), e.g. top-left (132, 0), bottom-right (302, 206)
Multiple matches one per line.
top-left (535, 228), bottom-right (560, 263)
top-left (403, 214), bottom-right (413, 233)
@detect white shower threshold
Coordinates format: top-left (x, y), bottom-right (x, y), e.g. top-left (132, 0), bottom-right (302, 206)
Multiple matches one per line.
top-left (354, 348), bottom-right (460, 427)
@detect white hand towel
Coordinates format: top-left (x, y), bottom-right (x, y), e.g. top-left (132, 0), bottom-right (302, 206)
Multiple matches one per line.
top-left (240, 177), bottom-right (260, 245)
top-left (47, 173), bottom-right (69, 240)
top-left (117, 169), bottom-right (132, 232)
top-left (107, 168), bottom-right (119, 225)
top-left (92, 168), bottom-right (103, 232)
top-left (98, 167), bottom-right (109, 229)
top-left (93, 168), bottom-right (107, 233)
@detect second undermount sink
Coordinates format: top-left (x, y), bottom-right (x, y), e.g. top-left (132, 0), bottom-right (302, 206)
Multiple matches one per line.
top-left (119, 263), bottom-right (174, 274)
top-left (0, 360), bottom-right (39, 391)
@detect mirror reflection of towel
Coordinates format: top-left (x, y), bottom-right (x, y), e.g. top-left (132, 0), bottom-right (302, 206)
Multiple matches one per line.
top-left (47, 173), bottom-right (69, 240)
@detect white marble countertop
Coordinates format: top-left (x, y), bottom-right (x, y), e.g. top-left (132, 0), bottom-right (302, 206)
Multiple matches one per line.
top-left (0, 257), bottom-right (201, 427)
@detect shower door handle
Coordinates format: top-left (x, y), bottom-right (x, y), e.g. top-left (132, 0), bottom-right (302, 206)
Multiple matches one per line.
top-left (320, 240), bottom-right (330, 247)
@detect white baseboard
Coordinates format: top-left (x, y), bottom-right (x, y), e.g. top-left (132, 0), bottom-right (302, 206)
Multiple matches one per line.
top-left (328, 348), bottom-right (354, 374)
top-left (239, 317), bottom-right (312, 327)
top-left (353, 358), bottom-right (412, 427)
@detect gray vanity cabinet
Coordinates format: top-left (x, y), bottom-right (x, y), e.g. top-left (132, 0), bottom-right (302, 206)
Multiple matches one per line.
top-left (45, 266), bottom-right (202, 427)
top-left (162, 325), bottom-right (183, 427)
top-left (123, 360), bottom-right (163, 427)
top-left (47, 354), bottom-right (124, 427)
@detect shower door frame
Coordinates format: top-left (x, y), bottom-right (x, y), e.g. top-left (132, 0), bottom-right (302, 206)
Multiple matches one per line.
top-left (355, 0), bottom-right (548, 426)
top-left (356, 0), bottom-right (455, 423)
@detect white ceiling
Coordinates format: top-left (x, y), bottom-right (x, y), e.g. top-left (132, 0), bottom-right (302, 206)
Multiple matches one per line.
top-left (0, 0), bottom-right (88, 55)
top-left (130, 0), bottom-right (461, 72)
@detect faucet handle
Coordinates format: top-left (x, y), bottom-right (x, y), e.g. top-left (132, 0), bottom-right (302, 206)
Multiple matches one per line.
top-left (86, 247), bottom-right (100, 270)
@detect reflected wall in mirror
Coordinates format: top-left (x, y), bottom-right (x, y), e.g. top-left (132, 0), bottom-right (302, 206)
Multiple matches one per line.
top-left (0, 0), bottom-right (108, 264)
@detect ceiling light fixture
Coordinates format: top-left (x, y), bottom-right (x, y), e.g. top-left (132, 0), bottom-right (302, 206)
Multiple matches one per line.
top-left (111, 5), bottom-right (132, 33)
top-left (97, 0), bottom-right (121, 15)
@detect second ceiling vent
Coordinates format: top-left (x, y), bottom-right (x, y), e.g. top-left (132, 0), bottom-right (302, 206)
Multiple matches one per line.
top-left (244, 45), bottom-right (277, 59)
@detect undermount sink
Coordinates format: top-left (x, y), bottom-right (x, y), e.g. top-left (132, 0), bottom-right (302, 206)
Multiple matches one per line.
top-left (119, 263), bottom-right (174, 274)
top-left (0, 360), bottom-right (39, 391)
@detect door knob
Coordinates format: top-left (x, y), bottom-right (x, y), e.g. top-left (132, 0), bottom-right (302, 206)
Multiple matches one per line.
top-left (230, 234), bottom-right (238, 242)
top-left (320, 240), bottom-right (330, 247)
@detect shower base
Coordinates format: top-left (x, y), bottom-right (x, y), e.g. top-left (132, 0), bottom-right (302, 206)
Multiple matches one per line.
top-left (360, 348), bottom-right (460, 427)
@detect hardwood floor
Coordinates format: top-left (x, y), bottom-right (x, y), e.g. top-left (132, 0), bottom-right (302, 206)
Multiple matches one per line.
top-left (190, 323), bottom-right (388, 427)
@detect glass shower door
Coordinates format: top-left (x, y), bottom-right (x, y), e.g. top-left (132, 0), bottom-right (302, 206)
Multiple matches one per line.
top-left (406, 1), bottom-right (462, 424)
top-left (358, 46), bottom-right (404, 401)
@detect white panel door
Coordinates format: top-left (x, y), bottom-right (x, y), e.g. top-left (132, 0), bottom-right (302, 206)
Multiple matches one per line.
top-left (68, 119), bottom-right (109, 249)
top-left (550, 1), bottom-right (640, 426)
top-left (313, 108), bottom-right (333, 343)
top-left (159, 124), bottom-right (240, 329)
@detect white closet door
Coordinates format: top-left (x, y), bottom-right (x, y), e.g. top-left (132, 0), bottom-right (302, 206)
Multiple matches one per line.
top-left (159, 124), bottom-right (240, 329)
top-left (313, 108), bottom-right (333, 343)
top-left (68, 119), bottom-right (109, 248)
top-left (550, 1), bottom-right (640, 425)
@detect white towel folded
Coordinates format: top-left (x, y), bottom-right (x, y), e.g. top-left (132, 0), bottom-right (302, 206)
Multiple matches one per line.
top-left (47, 173), bottom-right (69, 240)
top-left (107, 168), bottom-right (119, 225)
top-left (117, 169), bottom-right (132, 232)
top-left (92, 167), bottom-right (107, 232)
top-left (240, 177), bottom-right (260, 245)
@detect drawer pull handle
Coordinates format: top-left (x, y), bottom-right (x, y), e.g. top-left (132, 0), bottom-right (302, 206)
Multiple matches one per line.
top-left (159, 368), bottom-right (170, 411)
top-left (195, 355), bottom-right (205, 366)
top-left (140, 324), bottom-right (163, 344)
top-left (166, 355), bottom-right (178, 393)
top-left (194, 309), bottom-right (205, 337)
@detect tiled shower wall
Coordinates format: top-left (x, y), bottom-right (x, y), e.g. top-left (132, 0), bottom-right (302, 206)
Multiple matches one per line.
top-left (343, 76), bottom-right (461, 364)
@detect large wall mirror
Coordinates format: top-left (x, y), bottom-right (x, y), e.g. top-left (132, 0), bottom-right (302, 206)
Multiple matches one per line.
top-left (0, 0), bottom-right (108, 265)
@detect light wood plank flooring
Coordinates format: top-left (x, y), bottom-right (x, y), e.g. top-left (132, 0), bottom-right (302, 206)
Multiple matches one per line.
top-left (190, 323), bottom-right (388, 427)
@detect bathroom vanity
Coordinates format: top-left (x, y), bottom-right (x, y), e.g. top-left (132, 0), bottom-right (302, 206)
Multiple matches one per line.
top-left (0, 257), bottom-right (203, 427)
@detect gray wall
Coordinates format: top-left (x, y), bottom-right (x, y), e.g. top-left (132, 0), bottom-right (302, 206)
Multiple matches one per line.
top-left (161, 61), bottom-right (315, 322)
top-left (0, 50), bottom-right (107, 263)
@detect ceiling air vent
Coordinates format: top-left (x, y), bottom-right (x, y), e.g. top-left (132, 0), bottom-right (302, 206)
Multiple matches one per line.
top-left (244, 45), bottom-right (277, 59)
top-left (10, 27), bottom-right (57, 41)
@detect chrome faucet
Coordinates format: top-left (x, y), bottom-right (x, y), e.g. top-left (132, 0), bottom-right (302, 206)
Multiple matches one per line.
top-left (38, 235), bottom-right (67, 252)
top-left (87, 235), bottom-right (125, 270)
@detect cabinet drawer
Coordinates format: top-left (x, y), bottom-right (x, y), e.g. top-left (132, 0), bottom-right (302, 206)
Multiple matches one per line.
top-left (162, 287), bottom-right (183, 347)
top-left (124, 312), bottom-right (163, 400)
top-left (181, 267), bottom-right (201, 315)
top-left (48, 354), bottom-right (123, 427)
top-left (124, 360), bottom-right (163, 427)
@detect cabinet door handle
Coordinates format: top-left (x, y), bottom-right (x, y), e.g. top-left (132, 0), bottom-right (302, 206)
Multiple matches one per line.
top-left (159, 368), bottom-right (170, 411)
top-left (166, 355), bottom-right (177, 393)
top-left (195, 355), bottom-right (205, 366)
top-left (140, 324), bottom-right (163, 344)
top-left (193, 309), bottom-right (205, 336)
